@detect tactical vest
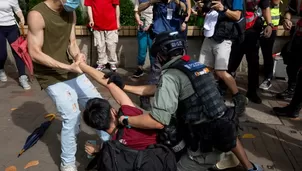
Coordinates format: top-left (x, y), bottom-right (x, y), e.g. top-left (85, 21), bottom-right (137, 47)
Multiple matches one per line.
top-left (211, 0), bottom-right (242, 42)
top-left (167, 57), bottom-right (227, 122)
top-left (245, 0), bottom-right (261, 30)
top-left (264, 5), bottom-right (280, 28)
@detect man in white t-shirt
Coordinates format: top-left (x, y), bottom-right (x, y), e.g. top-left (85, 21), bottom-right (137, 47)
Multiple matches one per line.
top-left (132, 0), bottom-right (154, 78)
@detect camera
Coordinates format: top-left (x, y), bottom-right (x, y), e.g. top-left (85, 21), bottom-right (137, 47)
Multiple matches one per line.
top-left (202, 0), bottom-right (213, 13)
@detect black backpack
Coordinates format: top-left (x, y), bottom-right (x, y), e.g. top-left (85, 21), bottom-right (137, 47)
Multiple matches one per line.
top-left (86, 128), bottom-right (177, 171)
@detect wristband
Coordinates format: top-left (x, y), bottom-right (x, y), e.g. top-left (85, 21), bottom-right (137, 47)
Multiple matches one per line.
top-left (122, 116), bottom-right (131, 128)
top-left (267, 23), bottom-right (274, 28)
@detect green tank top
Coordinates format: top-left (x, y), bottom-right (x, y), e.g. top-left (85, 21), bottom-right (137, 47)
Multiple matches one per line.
top-left (32, 2), bottom-right (78, 89)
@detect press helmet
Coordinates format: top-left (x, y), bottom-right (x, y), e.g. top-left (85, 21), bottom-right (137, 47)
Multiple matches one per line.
top-left (150, 31), bottom-right (186, 66)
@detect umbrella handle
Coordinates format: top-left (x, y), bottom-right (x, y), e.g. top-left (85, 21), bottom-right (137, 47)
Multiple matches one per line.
top-left (20, 25), bottom-right (25, 37)
top-left (45, 114), bottom-right (56, 121)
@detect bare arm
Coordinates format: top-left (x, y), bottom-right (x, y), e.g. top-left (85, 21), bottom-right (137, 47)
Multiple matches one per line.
top-left (79, 63), bottom-right (135, 107)
top-left (12, 1), bottom-right (25, 25)
top-left (68, 12), bottom-right (81, 59)
top-left (211, 1), bottom-right (241, 21)
top-left (124, 85), bottom-right (157, 96)
top-left (134, 0), bottom-right (141, 24)
top-left (262, 7), bottom-right (272, 24)
top-left (16, 11), bottom-right (25, 25)
top-left (174, 0), bottom-right (187, 12)
top-left (27, 11), bottom-right (81, 73)
top-left (87, 6), bottom-right (94, 22)
top-left (184, 0), bottom-right (191, 22)
top-left (116, 5), bottom-right (120, 28)
top-left (135, 11), bottom-right (141, 24)
top-left (225, 10), bottom-right (241, 21)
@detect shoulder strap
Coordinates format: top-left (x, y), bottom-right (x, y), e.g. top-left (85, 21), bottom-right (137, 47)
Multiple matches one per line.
top-left (112, 107), bottom-right (125, 141)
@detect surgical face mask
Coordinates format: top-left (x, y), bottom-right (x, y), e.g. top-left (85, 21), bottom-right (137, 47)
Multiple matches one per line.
top-left (61, 0), bottom-right (80, 12)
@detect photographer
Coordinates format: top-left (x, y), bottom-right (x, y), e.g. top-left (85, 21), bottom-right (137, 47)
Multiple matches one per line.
top-left (136, 0), bottom-right (188, 110)
top-left (197, 0), bottom-right (248, 116)
top-left (228, 0), bottom-right (272, 104)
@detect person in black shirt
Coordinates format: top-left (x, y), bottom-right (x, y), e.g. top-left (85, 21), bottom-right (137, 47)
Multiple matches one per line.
top-left (273, 0), bottom-right (302, 118)
top-left (227, 0), bottom-right (272, 104)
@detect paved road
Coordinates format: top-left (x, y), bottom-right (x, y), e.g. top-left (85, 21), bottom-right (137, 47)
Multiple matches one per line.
top-left (0, 67), bottom-right (301, 171)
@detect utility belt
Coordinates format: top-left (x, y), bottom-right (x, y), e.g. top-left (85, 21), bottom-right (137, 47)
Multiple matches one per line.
top-left (158, 107), bottom-right (239, 159)
top-left (185, 107), bottom-right (239, 153)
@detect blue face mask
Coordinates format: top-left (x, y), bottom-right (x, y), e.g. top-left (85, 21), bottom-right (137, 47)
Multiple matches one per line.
top-left (62, 0), bottom-right (80, 12)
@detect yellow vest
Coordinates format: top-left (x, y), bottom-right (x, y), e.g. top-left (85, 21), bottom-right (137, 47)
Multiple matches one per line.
top-left (264, 5), bottom-right (280, 26)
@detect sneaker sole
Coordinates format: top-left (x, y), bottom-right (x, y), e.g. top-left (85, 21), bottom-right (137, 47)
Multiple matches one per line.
top-left (132, 73), bottom-right (144, 78)
top-left (23, 86), bottom-right (31, 90)
top-left (214, 152), bottom-right (240, 170)
top-left (260, 84), bottom-right (272, 90)
top-left (276, 96), bottom-right (293, 101)
top-left (0, 79), bottom-right (8, 82)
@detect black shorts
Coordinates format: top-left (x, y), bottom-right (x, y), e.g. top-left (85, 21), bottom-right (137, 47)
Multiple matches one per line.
top-left (190, 107), bottom-right (239, 153)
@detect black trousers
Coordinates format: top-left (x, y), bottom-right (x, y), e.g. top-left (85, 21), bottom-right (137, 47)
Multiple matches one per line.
top-left (0, 25), bottom-right (26, 76)
top-left (286, 37), bottom-right (302, 88)
top-left (228, 29), bottom-right (260, 93)
top-left (259, 30), bottom-right (277, 80)
top-left (289, 68), bottom-right (302, 111)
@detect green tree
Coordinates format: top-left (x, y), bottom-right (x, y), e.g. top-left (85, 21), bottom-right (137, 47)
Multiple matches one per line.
top-left (120, 0), bottom-right (136, 26)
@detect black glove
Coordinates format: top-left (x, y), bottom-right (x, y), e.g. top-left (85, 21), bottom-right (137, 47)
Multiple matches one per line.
top-left (104, 72), bottom-right (125, 90)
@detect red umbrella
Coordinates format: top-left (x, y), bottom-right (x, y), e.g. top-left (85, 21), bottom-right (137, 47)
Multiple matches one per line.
top-left (11, 25), bottom-right (34, 76)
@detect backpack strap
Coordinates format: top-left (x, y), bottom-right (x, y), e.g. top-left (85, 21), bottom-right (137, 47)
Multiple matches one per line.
top-left (109, 107), bottom-right (125, 141)
top-left (135, 151), bottom-right (144, 171)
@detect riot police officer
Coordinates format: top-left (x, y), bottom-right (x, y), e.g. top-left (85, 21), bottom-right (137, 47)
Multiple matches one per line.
top-left (106, 31), bottom-right (263, 171)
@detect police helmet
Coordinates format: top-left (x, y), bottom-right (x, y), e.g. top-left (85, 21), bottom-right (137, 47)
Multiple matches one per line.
top-left (150, 31), bottom-right (186, 65)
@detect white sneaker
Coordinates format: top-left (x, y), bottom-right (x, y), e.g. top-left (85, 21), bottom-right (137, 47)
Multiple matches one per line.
top-left (110, 64), bottom-right (117, 71)
top-left (0, 69), bottom-right (7, 82)
top-left (19, 75), bottom-right (31, 90)
top-left (60, 164), bottom-right (77, 171)
top-left (259, 79), bottom-right (272, 90)
top-left (214, 152), bottom-right (240, 170)
top-left (96, 64), bottom-right (106, 71)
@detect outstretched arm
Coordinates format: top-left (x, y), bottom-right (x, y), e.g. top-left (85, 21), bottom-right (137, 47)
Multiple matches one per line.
top-left (79, 63), bottom-right (135, 107)
top-left (124, 85), bottom-right (157, 96)
top-left (27, 11), bottom-right (82, 74)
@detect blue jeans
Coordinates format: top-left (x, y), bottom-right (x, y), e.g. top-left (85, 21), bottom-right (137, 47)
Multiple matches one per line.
top-left (45, 74), bottom-right (110, 166)
top-left (137, 30), bottom-right (154, 66)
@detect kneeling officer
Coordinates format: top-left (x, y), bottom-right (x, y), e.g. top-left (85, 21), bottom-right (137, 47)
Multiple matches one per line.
top-left (106, 31), bottom-right (263, 171)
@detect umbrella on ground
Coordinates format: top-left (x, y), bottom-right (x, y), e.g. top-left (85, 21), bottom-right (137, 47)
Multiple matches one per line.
top-left (18, 114), bottom-right (56, 157)
top-left (11, 24), bottom-right (34, 76)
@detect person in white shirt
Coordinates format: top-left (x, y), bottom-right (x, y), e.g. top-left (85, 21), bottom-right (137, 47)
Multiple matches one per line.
top-left (0, 0), bottom-right (31, 90)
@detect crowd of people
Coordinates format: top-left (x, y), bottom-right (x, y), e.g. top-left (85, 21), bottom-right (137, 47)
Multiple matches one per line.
top-left (1, 0), bottom-right (302, 170)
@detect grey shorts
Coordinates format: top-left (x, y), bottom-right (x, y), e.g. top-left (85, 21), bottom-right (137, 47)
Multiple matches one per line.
top-left (198, 38), bottom-right (232, 70)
